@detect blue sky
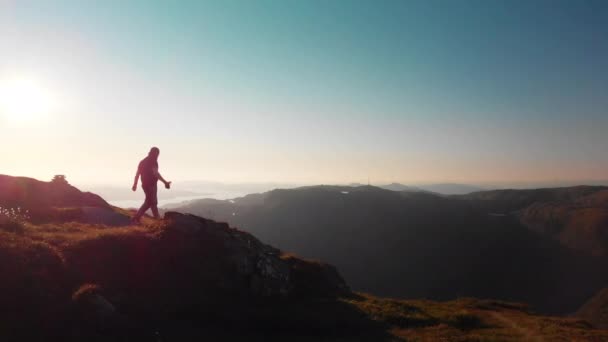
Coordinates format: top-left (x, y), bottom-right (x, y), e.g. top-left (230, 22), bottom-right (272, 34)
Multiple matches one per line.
top-left (0, 0), bottom-right (607, 185)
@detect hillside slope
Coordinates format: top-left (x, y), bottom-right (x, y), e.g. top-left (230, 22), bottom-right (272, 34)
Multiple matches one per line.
top-left (517, 190), bottom-right (608, 256)
top-left (169, 185), bottom-right (608, 314)
top-left (459, 186), bottom-right (608, 256)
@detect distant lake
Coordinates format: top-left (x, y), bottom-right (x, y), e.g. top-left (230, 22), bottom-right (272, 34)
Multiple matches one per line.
top-left (109, 191), bottom-right (248, 209)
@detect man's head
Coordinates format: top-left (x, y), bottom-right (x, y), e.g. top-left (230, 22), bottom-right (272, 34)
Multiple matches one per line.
top-left (149, 147), bottom-right (160, 159)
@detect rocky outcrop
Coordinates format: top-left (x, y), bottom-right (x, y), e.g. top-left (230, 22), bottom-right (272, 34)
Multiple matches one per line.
top-left (159, 212), bottom-right (349, 298)
top-left (61, 211), bottom-right (349, 325)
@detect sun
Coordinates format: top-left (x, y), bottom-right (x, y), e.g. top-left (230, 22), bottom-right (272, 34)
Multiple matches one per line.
top-left (0, 78), bottom-right (55, 122)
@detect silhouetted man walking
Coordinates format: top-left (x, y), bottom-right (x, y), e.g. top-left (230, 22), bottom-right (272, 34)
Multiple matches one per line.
top-left (131, 147), bottom-right (171, 223)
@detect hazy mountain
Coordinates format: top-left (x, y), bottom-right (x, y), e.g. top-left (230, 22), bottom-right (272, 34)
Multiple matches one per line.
top-left (178, 180), bottom-right (301, 199)
top-left (378, 183), bottom-right (425, 192)
top-left (417, 183), bottom-right (485, 195)
top-left (376, 182), bottom-right (484, 194)
top-left (170, 185), bottom-right (608, 314)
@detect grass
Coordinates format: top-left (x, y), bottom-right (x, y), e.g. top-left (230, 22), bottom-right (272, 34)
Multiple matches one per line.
top-left (340, 294), bottom-right (608, 341)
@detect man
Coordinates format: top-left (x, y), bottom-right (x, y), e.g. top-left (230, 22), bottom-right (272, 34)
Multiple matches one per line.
top-left (131, 147), bottom-right (171, 223)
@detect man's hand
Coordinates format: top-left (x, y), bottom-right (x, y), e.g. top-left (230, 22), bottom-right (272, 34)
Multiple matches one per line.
top-left (165, 181), bottom-right (171, 189)
top-left (132, 184), bottom-right (137, 192)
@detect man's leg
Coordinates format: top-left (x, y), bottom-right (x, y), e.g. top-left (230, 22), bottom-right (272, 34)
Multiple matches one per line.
top-left (150, 184), bottom-right (160, 219)
top-left (151, 205), bottom-right (160, 219)
top-left (133, 186), bottom-right (153, 222)
top-left (133, 198), bottom-right (150, 222)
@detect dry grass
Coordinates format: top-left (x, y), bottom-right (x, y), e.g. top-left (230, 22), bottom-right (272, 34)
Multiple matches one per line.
top-left (343, 294), bottom-right (608, 341)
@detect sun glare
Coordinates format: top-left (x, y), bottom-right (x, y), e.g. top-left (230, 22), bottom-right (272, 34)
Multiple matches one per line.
top-left (0, 78), bottom-right (55, 122)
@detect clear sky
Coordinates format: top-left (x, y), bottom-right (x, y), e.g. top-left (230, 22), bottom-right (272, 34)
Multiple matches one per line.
top-left (1, 0), bottom-right (607, 186)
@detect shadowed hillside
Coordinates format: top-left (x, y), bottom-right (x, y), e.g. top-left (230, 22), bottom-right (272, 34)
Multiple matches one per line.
top-left (170, 185), bottom-right (608, 314)
top-left (517, 189), bottom-right (608, 256)
top-left (459, 186), bottom-right (608, 213)
top-left (460, 186), bottom-right (608, 256)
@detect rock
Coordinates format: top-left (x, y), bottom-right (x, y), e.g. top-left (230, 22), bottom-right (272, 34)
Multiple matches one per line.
top-left (72, 284), bottom-right (122, 332)
top-left (161, 211), bottom-right (348, 298)
top-left (163, 211), bottom-right (203, 234)
top-left (254, 252), bottom-right (291, 296)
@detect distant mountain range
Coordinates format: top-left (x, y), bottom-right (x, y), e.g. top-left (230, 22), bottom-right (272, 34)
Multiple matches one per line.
top-left (168, 184), bottom-right (608, 314)
top-left (378, 182), bottom-right (485, 195)
top-left (348, 182), bottom-right (484, 194)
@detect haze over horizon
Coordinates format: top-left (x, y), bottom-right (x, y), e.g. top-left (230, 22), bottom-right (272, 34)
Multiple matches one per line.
top-left (1, 1), bottom-right (607, 185)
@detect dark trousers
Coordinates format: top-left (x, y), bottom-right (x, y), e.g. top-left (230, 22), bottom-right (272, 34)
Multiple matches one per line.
top-left (135, 183), bottom-right (159, 219)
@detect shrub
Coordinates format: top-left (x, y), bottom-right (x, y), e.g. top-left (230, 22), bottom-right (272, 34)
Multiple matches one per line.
top-left (0, 206), bottom-right (30, 222)
top-left (0, 206), bottom-right (30, 233)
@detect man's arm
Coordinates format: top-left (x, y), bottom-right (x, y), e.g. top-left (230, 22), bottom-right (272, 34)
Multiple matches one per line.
top-left (132, 168), bottom-right (140, 191)
top-left (153, 167), bottom-right (171, 189)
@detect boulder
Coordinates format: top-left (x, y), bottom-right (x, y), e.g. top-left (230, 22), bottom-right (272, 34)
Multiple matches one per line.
top-left (161, 212), bottom-right (342, 298)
